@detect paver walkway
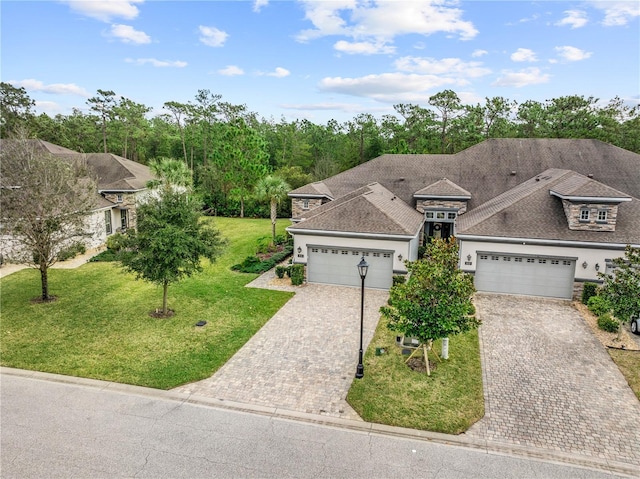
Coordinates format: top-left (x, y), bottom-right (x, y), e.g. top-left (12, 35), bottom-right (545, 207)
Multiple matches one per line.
top-left (466, 294), bottom-right (640, 470)
top-left (175, 273), bottom-right (389, 420)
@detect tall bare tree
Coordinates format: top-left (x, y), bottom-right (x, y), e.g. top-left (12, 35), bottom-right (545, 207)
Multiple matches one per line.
top-left (0, 137), bottom-right (97, 301)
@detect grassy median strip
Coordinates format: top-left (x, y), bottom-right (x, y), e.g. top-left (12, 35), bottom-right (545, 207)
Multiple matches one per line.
top-left (0, 217), bottom-right (293, 389)
top-left (347, 321), bottom-right (484, 434)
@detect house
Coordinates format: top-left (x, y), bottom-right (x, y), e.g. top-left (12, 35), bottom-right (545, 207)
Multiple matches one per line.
top-left (287, 139), bottom-right (640, 299)
top-left (0, 140), bottom-right (154, 255)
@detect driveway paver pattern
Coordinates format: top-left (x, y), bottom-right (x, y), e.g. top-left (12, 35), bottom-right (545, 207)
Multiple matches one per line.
top-left (466, 294), bottom-right (640, 469)
top-left (175, 274), bottom-right (389, 420)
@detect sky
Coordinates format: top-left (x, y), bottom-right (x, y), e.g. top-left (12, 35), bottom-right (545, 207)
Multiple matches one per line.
top-left (2, 0), bottom-right (639, 124)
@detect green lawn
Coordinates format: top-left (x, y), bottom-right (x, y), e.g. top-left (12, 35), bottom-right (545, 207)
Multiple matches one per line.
top-left (347, 321), bottom-right (484, 435)
top-left (0, 217), bottom-right (293, 389)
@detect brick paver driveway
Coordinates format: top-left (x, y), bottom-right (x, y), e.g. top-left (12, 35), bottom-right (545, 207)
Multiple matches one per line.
top-left (466, 294), bottom-right (640, 470)
top-left (175, 277), bottom-right (389, 420)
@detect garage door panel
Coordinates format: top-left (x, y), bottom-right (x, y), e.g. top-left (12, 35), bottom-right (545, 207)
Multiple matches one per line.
top-left (475, 254), bottom-right (575, 299)
top-left (307, 247), bottom-right (393, 289)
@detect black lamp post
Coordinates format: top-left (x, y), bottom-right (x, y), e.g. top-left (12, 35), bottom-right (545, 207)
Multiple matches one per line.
top-left (355, 256), bottom-right (369, 379)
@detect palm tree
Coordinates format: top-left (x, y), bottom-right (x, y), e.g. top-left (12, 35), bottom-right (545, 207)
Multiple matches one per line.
top-left (255, 175), bottom-right (290, 245)
top-left (146, 157), bottom-right (192, 191)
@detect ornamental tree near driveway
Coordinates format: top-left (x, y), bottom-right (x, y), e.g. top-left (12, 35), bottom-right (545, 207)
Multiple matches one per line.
top-left (254, 175), bottom-right (290, 246)
top-left (119, 188), bottom-right (226, 316)
top-left (598, 245), bottom-right (640, 323)
top-left (381, 237), bottom-right (478, 375)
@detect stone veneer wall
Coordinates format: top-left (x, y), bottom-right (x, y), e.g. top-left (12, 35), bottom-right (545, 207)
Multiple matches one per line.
top-left (292, 198), bottom-right (324, 218)
top-left (103, 193), bottom-right (139, 230)
top-left (561, 200), bottom-right (618, 232)
top-left (416, 199), bottom-right (468, 214)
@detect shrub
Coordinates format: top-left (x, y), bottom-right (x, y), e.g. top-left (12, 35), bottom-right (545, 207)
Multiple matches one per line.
top-left (392, 275), bottom-right (406, 286)
top-left (290, 264), bottom-right (305, 285)
top-left (588, 295), bottom-right (610, 316)
top-left (57, 242), bottom-right (86, 262)
top-left (231, 245), bottom-right (293, 274)
top-left (89, 250), bottom-right (119, 262)
top-left (106, 232), bottom-right (128, 252)
top-left (275, 265), bottom-right (287, 278)
top-left (597, 313), bottom-right (619, 333)
top-left (581, 282), bottom-right (598, 305)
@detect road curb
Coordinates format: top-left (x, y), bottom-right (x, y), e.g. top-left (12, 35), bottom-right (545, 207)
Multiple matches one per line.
top-left (1, 367), bottom-right (637, 478)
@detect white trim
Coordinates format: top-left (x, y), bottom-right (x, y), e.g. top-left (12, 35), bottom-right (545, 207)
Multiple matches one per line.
top-left (456, 234), bottom-right (640, 249)
top-left (549, 191), bottom-right (631, 203)
top-left (414, 195), bottom-right (470, 200)
top-left (286, 227), bottom-right (418, 241)
top-left (289, 193), bottom-right (333, 200)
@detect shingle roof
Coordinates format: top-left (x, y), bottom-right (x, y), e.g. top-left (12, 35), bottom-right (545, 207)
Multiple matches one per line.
top-left (414, 178), bottom-right (471, 198)
top-left (456, 169), bottom-right (640, 245)
top-left (290, 139), bottom-right (640, 211)
top-left (550, 173), bottom-right (631, 201)
top-left (289, 183), bottom-right (423, 236)
top-left (289, 181), bottom-right (333, 198)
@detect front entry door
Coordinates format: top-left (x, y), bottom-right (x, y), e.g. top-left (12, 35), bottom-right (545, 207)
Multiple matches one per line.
top-left (427, 222), bottom-right (452, 240)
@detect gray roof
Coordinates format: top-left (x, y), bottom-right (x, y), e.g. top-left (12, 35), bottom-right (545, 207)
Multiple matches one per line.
top-left (414, 178), bottom-right (471, 198)
top-left (289, 183), bottom-right (423, 236)
top-left (456, 169), bottom-right (640, 246)
top-left (289, 181), bottom-right (333, 198)
top-left (3, 139), bottom-right (155, 192)
top-left (550, 173), bottom-right (631, 201)
top-left (289, 139), bottom-right (640, 211)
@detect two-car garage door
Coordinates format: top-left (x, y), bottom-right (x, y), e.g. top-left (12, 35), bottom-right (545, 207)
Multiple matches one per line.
top-left (307, 246), bottom-right (393, 289)
top-left (474, 253), bottom-right (576, 299)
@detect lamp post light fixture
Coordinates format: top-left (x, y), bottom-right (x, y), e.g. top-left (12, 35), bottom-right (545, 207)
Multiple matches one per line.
top-left (355, 256), bottom-right (369, 379)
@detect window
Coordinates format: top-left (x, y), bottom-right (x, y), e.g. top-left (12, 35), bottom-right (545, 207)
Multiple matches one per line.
top-left (116, 194), bottom-right (123, 203)
top-left (551, 260), bottom-right (559, 265)
top-left (538, 259), bottom-right (546, 264)
top-left (580, 208), bottom-right (590, 221)
top-left (311, 248), bottom-right (319, 253)
top-left (120, 209), bottom-right (128, 230)
top-left (321, 248), bottom-right (328, 254)
top-left (341, 250), bottom-right (348, 255)
top-left (352, 251), bottom-right (359, 255)
top-left (436, 212), bottom-right (445, 219)
top-left (373, 252), bottom-right (380, 257)
top-left (562, 260), bottom-right (571, 266)
top-left (480, 255), bottom-right (488, 260)
top-left (426, 212), bottom-right (434, 219)
top-left (514, 257), bottom-right (522, 262)
top-left (527, 258), bottom-right (535, 263)
top-left (447, 212), bottom-right (456, 220)
top-left (105, 211), bottom-right (112, 234)
top-left (383, 253), bottom-right (391, 258)
top-left (302, 199), bottom-right (310, 210)
top-left (331, 249), bottom-right (338, 254)
top-left (503, 257), bottom-right (511, 261)
top-left (491, 255), bottom-right (499, 261)
top-left (597, 210), bottom-right (607, 222)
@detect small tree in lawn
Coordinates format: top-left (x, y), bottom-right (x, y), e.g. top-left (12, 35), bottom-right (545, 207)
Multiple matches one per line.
top-left (381, 237), bottom-right (478, 375)
top-left (254, 175), bottom-right (290, 246)
top-left (119, 188), bottom-right (226, 317)
top-left (0, 136), bottom-right (97, 302)
top-left (598, 245), bottom-right (640, 324)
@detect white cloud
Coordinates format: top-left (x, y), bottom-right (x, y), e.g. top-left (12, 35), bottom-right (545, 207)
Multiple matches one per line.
top-left (253, 0), bottom-right (268, 12)
top-left (109, 24), bottom-right (151, 44)
top-left (34, 101), bottom-right (64, 115)
top-left (472, 49), bottom-right (488, 58)
top-left (199, 26), bottom-right (228, 47)
top-left (296, 1), bottom-right (477, 44)
top-left (492, 68), bottom-right (550, 88)
top-left (394, 56), bottom-right (491, 78)
top-left (11, 79), bottom-right (90, 97)
top-left (334, 40), bottom-right (395, 55)
top-left (318, 72), bottom-right (458, 101)
top-left (63, 0), bottom-right (143, 22)
top-left (267, 67), bottom-right (290, 78)
top-left (555, 46), bottom-right (592, 62)
top-left (555, 10), bottom-right (588, 28)
top-left (511, 48), bottom-right (537, 62)
top-left (219, 65), bottom-right (245, 76)
top-left (591, 1), bottom-right (640, 26)
top-left (125, 58), bottom-right (187, 67)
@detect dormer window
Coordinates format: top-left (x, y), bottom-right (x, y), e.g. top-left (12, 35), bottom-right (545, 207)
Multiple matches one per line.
top-left (116, 194), bottom-right (123, 203)
top-left (580, 208), bottom-right (590, 221)
top-left (302, 199), bottom-right (309, 210)
top-left (597, 210), bottom-right (607, 222)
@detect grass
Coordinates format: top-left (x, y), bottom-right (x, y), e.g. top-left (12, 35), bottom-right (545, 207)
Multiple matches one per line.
top-left (347, 320), bottom-right (484, 435)
top-left (0, 217), bottom-right (293, 389)
top-left (608, 349), bottom-right (640, 400)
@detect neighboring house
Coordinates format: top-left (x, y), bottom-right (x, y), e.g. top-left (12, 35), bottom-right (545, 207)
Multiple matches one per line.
top-left (287, 139), bottom-right (640, 299)
top-left (1, 140), bottom-right (154, 255)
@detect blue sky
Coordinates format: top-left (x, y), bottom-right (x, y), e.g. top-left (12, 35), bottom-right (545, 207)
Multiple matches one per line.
top-left (2, 0), bottom-right (639, 124)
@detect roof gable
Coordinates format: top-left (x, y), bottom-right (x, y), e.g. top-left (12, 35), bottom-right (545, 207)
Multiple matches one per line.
top-left (550, 173), bottom-right (632, 203)
top-left (414, 178), bottom-right (471, 199)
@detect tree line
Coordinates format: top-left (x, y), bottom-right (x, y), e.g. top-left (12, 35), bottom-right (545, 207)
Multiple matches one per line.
top-left (2, 82), bottom-right (639, 218)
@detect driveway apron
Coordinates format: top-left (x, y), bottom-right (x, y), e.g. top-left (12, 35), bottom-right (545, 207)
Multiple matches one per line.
top-left (174, 274), bottom-right (389, 420)
top-left (466, 294), bottom-right (640, 469)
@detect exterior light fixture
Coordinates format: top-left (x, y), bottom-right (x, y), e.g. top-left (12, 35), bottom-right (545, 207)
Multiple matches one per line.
top-left (297, 246), bottom-right (302, 254)
top-left (466, 254), bottom-right (472, 262)
top-left (397, 254), bottom-right (403, 261)
top-left (355, 256), bottom-right (369, 379)
top-left (595, 263), bottom-right (600, 272)
top-left (582, 261), bottom-right (588, 269)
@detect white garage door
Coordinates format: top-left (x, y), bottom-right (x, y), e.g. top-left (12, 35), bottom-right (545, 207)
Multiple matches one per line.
top-left (307, 247), bottom-right (393, 289)
top-left (474, 253), bottom-right (576, 299)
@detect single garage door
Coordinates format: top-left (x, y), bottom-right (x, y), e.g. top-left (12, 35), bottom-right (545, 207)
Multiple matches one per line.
top-left (474, 253), bottom-right (576, 299)
top-left (307, 247), bottom-right (393, 289)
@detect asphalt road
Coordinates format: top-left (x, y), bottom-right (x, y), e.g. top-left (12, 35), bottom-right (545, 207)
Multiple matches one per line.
top-left (1, 372), bottom-right (630, 479)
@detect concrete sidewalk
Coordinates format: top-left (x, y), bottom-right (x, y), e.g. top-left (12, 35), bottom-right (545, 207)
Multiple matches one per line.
top-left (0, 247), bottom-right (104, 278)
